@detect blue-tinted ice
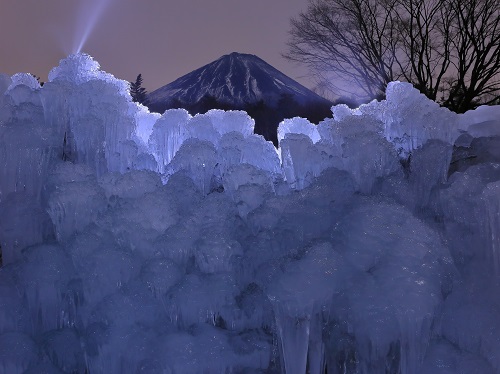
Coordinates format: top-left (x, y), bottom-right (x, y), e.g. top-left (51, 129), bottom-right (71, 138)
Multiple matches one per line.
top-left (0, 53), bottom-right (500, 373)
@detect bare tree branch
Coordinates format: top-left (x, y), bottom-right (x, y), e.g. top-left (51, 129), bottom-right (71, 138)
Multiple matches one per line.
top-left (285, 0), bottom-right (500, 112)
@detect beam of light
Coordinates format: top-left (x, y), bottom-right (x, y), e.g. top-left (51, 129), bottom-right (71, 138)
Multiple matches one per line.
top-left (73, 0), bottom-right (114, 54)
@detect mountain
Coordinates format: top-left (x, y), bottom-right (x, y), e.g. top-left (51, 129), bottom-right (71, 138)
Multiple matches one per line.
top-left (147, 52), bottom-right (331, 113)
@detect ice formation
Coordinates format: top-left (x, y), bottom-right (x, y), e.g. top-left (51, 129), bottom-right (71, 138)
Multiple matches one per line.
top-left (0, 53), bottom-right (500, 374)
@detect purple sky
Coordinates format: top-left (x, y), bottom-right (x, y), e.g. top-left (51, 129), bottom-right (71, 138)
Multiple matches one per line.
top-left (0, 0), bottom-right (312, 92)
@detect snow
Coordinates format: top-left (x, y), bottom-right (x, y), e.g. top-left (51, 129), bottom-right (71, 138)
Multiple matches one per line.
top-left (0, 53), bottom-right (499, 373)
top-left (147, 52), bottom-right (330, 109)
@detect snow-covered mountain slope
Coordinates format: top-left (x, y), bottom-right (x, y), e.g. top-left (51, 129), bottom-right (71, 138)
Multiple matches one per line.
top-left (147, 52), bottom-right (330, 111)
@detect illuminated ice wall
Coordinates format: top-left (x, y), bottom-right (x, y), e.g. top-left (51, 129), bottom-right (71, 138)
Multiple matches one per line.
top-left (0, 54), bottom-right (500, 374)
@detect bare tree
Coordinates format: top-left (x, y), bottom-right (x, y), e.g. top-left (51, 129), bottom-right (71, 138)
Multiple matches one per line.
top-left (286, 0), bottom-right (401, 100)
top-left (394, 0), bottom-right (453, 101)
top-left (286, 0), bottom-right (500, 112)
top-left (444, 0), bottom-right (500, 112)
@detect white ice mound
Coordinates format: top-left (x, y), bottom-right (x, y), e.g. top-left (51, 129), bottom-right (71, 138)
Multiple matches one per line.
top-left (0, 54), bottom-right (499, 374)
top-left (49, 53), bottom-right (114, 86)
top-left (278, 116), bottom-right (320, 144)
top-left (353, 81), bottom-right (459, 155)
top-left (458, 104), bottom-right (500, 138)
top-left (7, 73), bottom-right (40, 91)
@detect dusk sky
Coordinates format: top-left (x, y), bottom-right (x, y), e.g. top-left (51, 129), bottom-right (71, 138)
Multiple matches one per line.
top-left (0, 0), bottom-right (312, 92)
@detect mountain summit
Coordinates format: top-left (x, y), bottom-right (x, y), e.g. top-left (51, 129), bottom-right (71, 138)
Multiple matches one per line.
top-left (147, 52), bottom-right (330, 113)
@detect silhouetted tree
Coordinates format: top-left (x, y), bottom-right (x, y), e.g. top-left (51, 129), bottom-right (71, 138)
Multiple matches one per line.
top-left (277, 93), bottom-right (299, 119)
top-left (332, 96), bottom-right (362, 108)
top-left (286, 0), bottom-right (500, 112)
top-left (148, 98), bottom-right (183, 114)
top-left (245, 100), bottom-right (281, 146)
top-left (169, 98), bottom-right (184, 110)
top-left (189, 94), bottom-right (233, 114)
top-left (298, 101), bottom-right (333, 124)
top-left (130, 74), bottom-right (148, 105)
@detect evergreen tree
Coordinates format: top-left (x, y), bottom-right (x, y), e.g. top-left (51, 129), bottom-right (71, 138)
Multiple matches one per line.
top-left (245, 100), bottom-right (280, 146)
top-left (130, 74), bottom-right (148, 105)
